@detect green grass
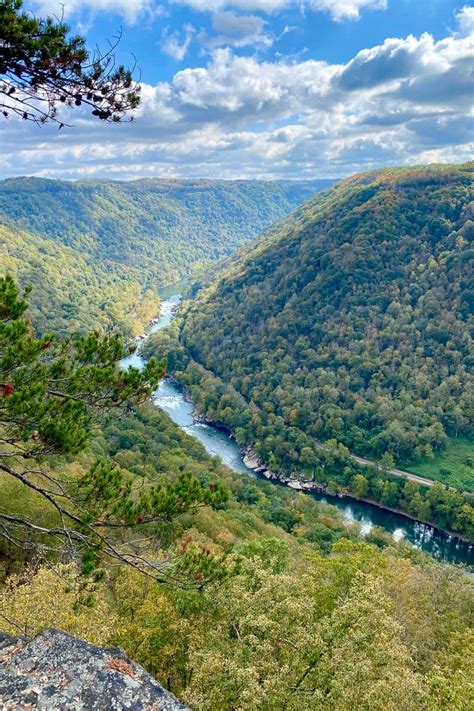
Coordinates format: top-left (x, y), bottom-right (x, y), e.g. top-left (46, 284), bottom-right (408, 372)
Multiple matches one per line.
top-left (401, 436), bottom-right (474, 492)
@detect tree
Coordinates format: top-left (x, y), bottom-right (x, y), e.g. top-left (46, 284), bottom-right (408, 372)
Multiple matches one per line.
top-left (380, 451), bottom-right (395, 473)
top-left (312, 574), bottom-right (427, 710)
top-left (300, 445), bottom-right (317, 471)
top-left (0, 562), bottom-right (115, 642)
top-left (184, 558), bottom-right (322, 710)
top-left (454, 504), bottom-right (474, 539)
top-left (0, 276), bottom-right (227, 584)
top-left (351, 473), bottom-right (369, 498)
top-left (0, 0), bottom-right (140, 126)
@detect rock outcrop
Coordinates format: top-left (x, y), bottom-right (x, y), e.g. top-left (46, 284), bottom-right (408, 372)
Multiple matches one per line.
top-left (0, 628), bottom-right (190, 710)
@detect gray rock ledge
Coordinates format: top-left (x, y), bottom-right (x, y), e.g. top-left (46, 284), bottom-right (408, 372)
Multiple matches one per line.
top-left (0, 628), bottom-right (190, 710)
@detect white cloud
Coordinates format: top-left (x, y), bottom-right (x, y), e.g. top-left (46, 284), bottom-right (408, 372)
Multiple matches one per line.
top-left (30, 0), bottom-right (389, 27)
top-left (31, 0), bottom-right (154, 24)
top-left (310, 0), bottom-right (387, 22)
top-left (1, 22), bottom-right (473, 179)
top-left (212, 9), bottom-right (264, 34)
top-left (196, 11), bottom-right (272, 49)
top-left (172, 0), bottom-right (387, 20)
top-left (31, 0), bottom-right (289, 20)
top-left (336, 33), bottom-right (439, 91)
top-left (172, 0), bottom-right (289, 13)
top-left (161, 24), bottom-right (196, 60)
top-left (456, 5), bottom-right (474, 35)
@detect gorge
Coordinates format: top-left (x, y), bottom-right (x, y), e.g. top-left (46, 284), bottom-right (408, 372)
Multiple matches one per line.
top-left (122, 292), bottom-right (474, 567)
top-left (1, 2), bottom-right (473, 706)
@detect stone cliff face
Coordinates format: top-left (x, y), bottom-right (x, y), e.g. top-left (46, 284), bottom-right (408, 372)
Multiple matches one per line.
top-left (0, 628), bottom-right (190, 710)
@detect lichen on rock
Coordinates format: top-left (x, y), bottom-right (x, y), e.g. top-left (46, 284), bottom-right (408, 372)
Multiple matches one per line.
top-left (0, 628), bottom-right (191, 710)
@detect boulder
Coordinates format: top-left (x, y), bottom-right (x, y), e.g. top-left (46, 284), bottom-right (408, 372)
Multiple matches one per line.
top-left (0, 628), bottom-right (190, 710)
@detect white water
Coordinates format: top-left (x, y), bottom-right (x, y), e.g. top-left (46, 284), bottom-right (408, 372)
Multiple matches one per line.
top-left (120, 294), bottom-right (474, 567)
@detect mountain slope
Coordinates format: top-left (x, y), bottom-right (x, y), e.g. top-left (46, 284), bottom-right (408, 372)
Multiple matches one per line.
top-left (176, 163), bottom-right (473, 487)
top-left (0, 177), bottom-right (333, 335)
top-left (3, 405), bottom-right (473, 710)
top-left (0, 221), bottom-right (159, 337)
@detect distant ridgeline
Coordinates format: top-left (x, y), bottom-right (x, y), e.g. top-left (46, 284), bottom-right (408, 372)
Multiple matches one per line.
top-left (146, 163), bottom-right (474, 536)
top-left (0, 177), bottom-right (334, 336)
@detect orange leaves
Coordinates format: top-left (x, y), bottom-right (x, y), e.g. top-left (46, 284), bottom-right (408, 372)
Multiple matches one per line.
top-left (1, 382), bottom-right (15, 397)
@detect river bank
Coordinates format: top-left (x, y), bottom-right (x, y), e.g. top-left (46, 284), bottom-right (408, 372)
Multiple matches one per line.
top-left (121, 293), bottom-right (474, 566)
top-left (239, 445), bottom-right (472, 546)
top-left (177, 383), bottom-right (473, 548)
top-left (172, 388), bottom-right (473, 549)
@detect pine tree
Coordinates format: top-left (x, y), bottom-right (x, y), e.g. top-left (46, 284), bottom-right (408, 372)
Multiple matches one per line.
top-left (0, 0), bottom-right (140, 126)
top-left (0, 276), bottom-right (227, 584)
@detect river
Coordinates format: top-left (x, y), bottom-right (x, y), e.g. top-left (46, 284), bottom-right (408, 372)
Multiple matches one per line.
top-left (121, 294), bottom-right (474, 567)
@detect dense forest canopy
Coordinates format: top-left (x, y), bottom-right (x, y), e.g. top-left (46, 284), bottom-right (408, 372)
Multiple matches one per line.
top-left (0, 177), bottom-right (333, 336)
top-left (0, 221), bottom-right (160, 337)
top-left (146, 164), bottom-right (474, 528)
top-left (4, 281), bottom-right (471, 710)
top-left (0, 163), bottom-right (473, 707)
top-left (178, 163), bottom-right (473, 466)
top-left (2, 378), bottom-right (473, 711)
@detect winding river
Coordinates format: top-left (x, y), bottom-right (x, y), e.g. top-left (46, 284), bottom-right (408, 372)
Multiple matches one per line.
top-left (121, 294), bottom-right (474, 567)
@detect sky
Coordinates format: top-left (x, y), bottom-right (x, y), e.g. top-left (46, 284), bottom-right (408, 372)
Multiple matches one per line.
top-left (1, 0), bottom-right (473, 180)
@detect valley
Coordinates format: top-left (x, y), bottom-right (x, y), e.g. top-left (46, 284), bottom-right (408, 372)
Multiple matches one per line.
top-left (1, 3), bottom-right (473, 708)
top-left (124, 292), bottom-right (474, 565)
top-left (1, 164), bottom-right (473, 711)
top-left (0, 177), bottom-right (333, 336)
top-left (145, 163), bottom-right (474, 542)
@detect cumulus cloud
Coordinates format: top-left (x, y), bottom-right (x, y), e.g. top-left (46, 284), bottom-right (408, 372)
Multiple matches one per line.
top-left (156, 48), bottom-right (335, 125)
top-left (336, 34), bottom-right (432, 90)
top-left (310, 0), bottom-right (387, 22)
top-left (1, 18), bottom-right (473, 180)
top-left (456, 5), bottom-right (474, 36)
top-left (212, 10), bottom-right (265, 34)
top-left (196, 11), bottom-right (273, 49)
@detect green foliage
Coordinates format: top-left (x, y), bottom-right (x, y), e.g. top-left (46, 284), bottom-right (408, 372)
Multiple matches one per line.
top-left (0, 221), bottom-right (160, 337)
top-left (0, 276), bottom-right (232, 584)
top-left (148, 333), bottom-right (474, 539)
top-left (2, 344), bottom-right (473, 709)
top-left (3, 396), bottom-right (474, 708)
top-left (0, 275), bottom-right (162, 455)
top-left (7, 538), bottom-right (470, 711)
top-left (152, 163), bottom-right (474, 537)
top-left (180, 163), bottom-right (473, 465)
top-left (0, 563), bottom-right (116, 642)
top-left (94, 401), bottom-right (358, 554)
top-left (0, 0), bottom-right (140, 125)
top-left (0, 177), bottom-right (333, 335)
top-left (1, 38), bottom-right (472, 708)
top-left (402, 436), bottom-right (474, 491)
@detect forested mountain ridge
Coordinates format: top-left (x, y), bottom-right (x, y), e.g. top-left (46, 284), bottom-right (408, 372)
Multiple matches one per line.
top-left (148, 163), bottom-right (474, 516)
top-left (0, 177), bottom-right (333, 335)
top-left (179, 163), bottom-right (473, 464)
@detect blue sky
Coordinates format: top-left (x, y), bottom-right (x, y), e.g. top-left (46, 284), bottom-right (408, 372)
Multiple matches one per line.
top-left (61, 1), bottom-right (470, 75)
top-left (1, 0), bottom-right (473, 179)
